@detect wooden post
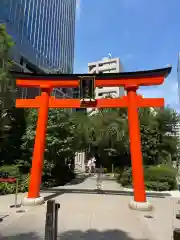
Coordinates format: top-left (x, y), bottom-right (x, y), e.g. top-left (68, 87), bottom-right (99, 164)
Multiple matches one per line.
top-left (45, 200), bottom-right (60, 240)
top-left (28, 89), bottom-right (50, 199)
top-left (173, 229), bottom-right (180, 240)
top-left (126, 86), bottom-right (146, 203)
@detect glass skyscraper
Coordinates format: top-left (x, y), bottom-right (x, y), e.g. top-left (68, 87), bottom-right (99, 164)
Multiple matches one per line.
top-left (0, 0), bottom-right (76, 73)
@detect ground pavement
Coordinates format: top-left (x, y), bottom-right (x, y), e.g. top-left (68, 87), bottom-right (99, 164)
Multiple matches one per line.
top-left (0, 174), bottom-right (180, 240)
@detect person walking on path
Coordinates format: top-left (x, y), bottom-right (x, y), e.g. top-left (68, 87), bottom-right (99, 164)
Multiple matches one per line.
top-left (87, 158), bottom-right (93, 175)
top-left (94, 154), bottom-right (103, 189)
top-left (91, 156), bottom-right (96, 174)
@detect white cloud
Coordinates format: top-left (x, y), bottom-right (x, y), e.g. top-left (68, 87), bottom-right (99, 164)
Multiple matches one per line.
top-left (138, 77), bottom-right (179, 111)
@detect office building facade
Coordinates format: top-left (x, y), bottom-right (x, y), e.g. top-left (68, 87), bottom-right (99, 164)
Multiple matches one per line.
top-left (87, 57), bottom-right (124, 115)
top-left (88, 57), bottom-right (124, 98)
top-left (1, 0), bottom-right (76, 98)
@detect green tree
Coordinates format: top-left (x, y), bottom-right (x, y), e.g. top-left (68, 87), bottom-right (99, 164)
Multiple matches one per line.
top-left (0, 24), bottom-right (26, 165)
top-left (139, 108), bottom-right (160, 165)
top-left (139, 107), bottom-right (180, 166)
top-left (21, 109), bottom-right (81, 186)
top-left (155, 107), bottom-right (180, 164)
top-left (0, 24), bottom-right (15, 104)
top-left (70, 108), bottom-right (129, 170)
top-left (0, 24), bottom-right (28, 194)
top-left (73, 106), bottom-right (180, 170)
top-left (0, 24), bottom-right (27, 165)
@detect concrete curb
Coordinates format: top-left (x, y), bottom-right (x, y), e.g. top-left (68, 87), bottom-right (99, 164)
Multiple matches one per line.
top-left (123, 187), bottom-right (180, 198)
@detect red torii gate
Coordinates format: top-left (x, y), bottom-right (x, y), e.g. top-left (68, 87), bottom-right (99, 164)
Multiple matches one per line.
top-left (14, 67), bottom-right (171, 211)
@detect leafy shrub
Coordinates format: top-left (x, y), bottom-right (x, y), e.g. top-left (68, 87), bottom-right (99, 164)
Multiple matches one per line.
top-left (117, 165), bottom-right (177, 191)
top-left (19, 174), bottom-right (30, 192)
top-left (42, 162), bottom-right (75, 188)
top-left (145, 181), bottom-right (169, 191)
top-left (114, 167), bottom-right (125, 179)
top-left (0, 182), bottom-right (16, 194)
top-left (0, 165), bottom-right (20, 178)
top-left (117, 167), bottom-right (132, 188)
top-left (144, 165), bottom-right (177, 190)
top-left (0, 165), bottom-right (29, 195)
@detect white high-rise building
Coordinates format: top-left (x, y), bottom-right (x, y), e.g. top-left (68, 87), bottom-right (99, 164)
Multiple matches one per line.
top-left (87, 56), bottom-right (124, 115)
top-left (88, 57), bottom-right (124, 98)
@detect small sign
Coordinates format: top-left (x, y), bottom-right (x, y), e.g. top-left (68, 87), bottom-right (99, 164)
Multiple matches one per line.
top-left (80, 77), bottom-right (95, 100)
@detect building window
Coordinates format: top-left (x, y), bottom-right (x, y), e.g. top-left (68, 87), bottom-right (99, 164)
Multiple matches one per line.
top-left (20, 57), bottom-right (23, 65)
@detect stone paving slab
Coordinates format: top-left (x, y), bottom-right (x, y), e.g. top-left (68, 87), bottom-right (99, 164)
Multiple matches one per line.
top-left (0, 191), bottom-right (54, 230)
top-left (136, 197), bottom-right (179, 240)
top-left (0, 176), bottom-right (179, 240)
top-left (0, 192), bottom-right (153, 240)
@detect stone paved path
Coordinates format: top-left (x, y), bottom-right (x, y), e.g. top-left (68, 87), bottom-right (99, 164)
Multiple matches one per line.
top-left (0, 175), bottom-right (179, 240)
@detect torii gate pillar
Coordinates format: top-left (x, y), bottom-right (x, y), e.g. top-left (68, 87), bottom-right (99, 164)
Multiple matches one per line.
top-left (23, 88), bottom-right (50, 206)
top-left (126, 85), bottom-right (151, 211)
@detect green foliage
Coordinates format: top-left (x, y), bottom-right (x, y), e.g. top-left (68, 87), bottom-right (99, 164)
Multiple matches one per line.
top-left (144, 165), bottom-right (177, 190)
top-left (0, 165), bottom-right (29, 195)
top-left (155, 108), bottom-right (180, 163)
top-left (70, 109), bottom-right (129, 170)
top-left (117, 165), bottom-right (177, 191)
top-left (0, 24), bottom-right (14, 74)
top-left (0, 24), bottom-right (15, 102)
top-left (116, 167), bottom-right (132, 187)
top-left (139, 108), bottom-right (180, 165)
top-left (21, 109), bottom-right (79, 187)
top-left (0, 108), bottom-right (26, 166)
top-left (0, 165), bottom-right (20, 177)
top-left (0, 24), bottom-right (24, 168)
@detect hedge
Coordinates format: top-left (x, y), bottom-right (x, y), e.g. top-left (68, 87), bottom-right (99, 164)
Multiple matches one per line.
top-left (117, 164), bottom-right (177, 191)
top-left (0, 163), bottom-right (76, 194)
top-left (0, 165), bottom-right (29, 195)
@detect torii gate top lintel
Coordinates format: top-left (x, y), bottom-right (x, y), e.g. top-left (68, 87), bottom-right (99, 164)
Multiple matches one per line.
top-left (12, 67), bottom-right (172, 89)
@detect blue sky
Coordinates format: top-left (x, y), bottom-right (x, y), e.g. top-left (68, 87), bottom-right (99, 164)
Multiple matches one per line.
top-left (74, 0), bottom-right (180, 111)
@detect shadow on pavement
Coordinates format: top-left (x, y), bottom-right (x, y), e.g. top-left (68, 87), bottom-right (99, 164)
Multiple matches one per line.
top-left (0, 215), bottom-right (9, 223)
top-left (0, 229), bottom-right (150, 240)
top-left (0, 232), bottom-right (40, 240)
top-left (59, 229), bottom-right (150, 240)
top-left (42, 187), bottom-right (170, 201)
top-left (65, 174), bottom-right (90, 186)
